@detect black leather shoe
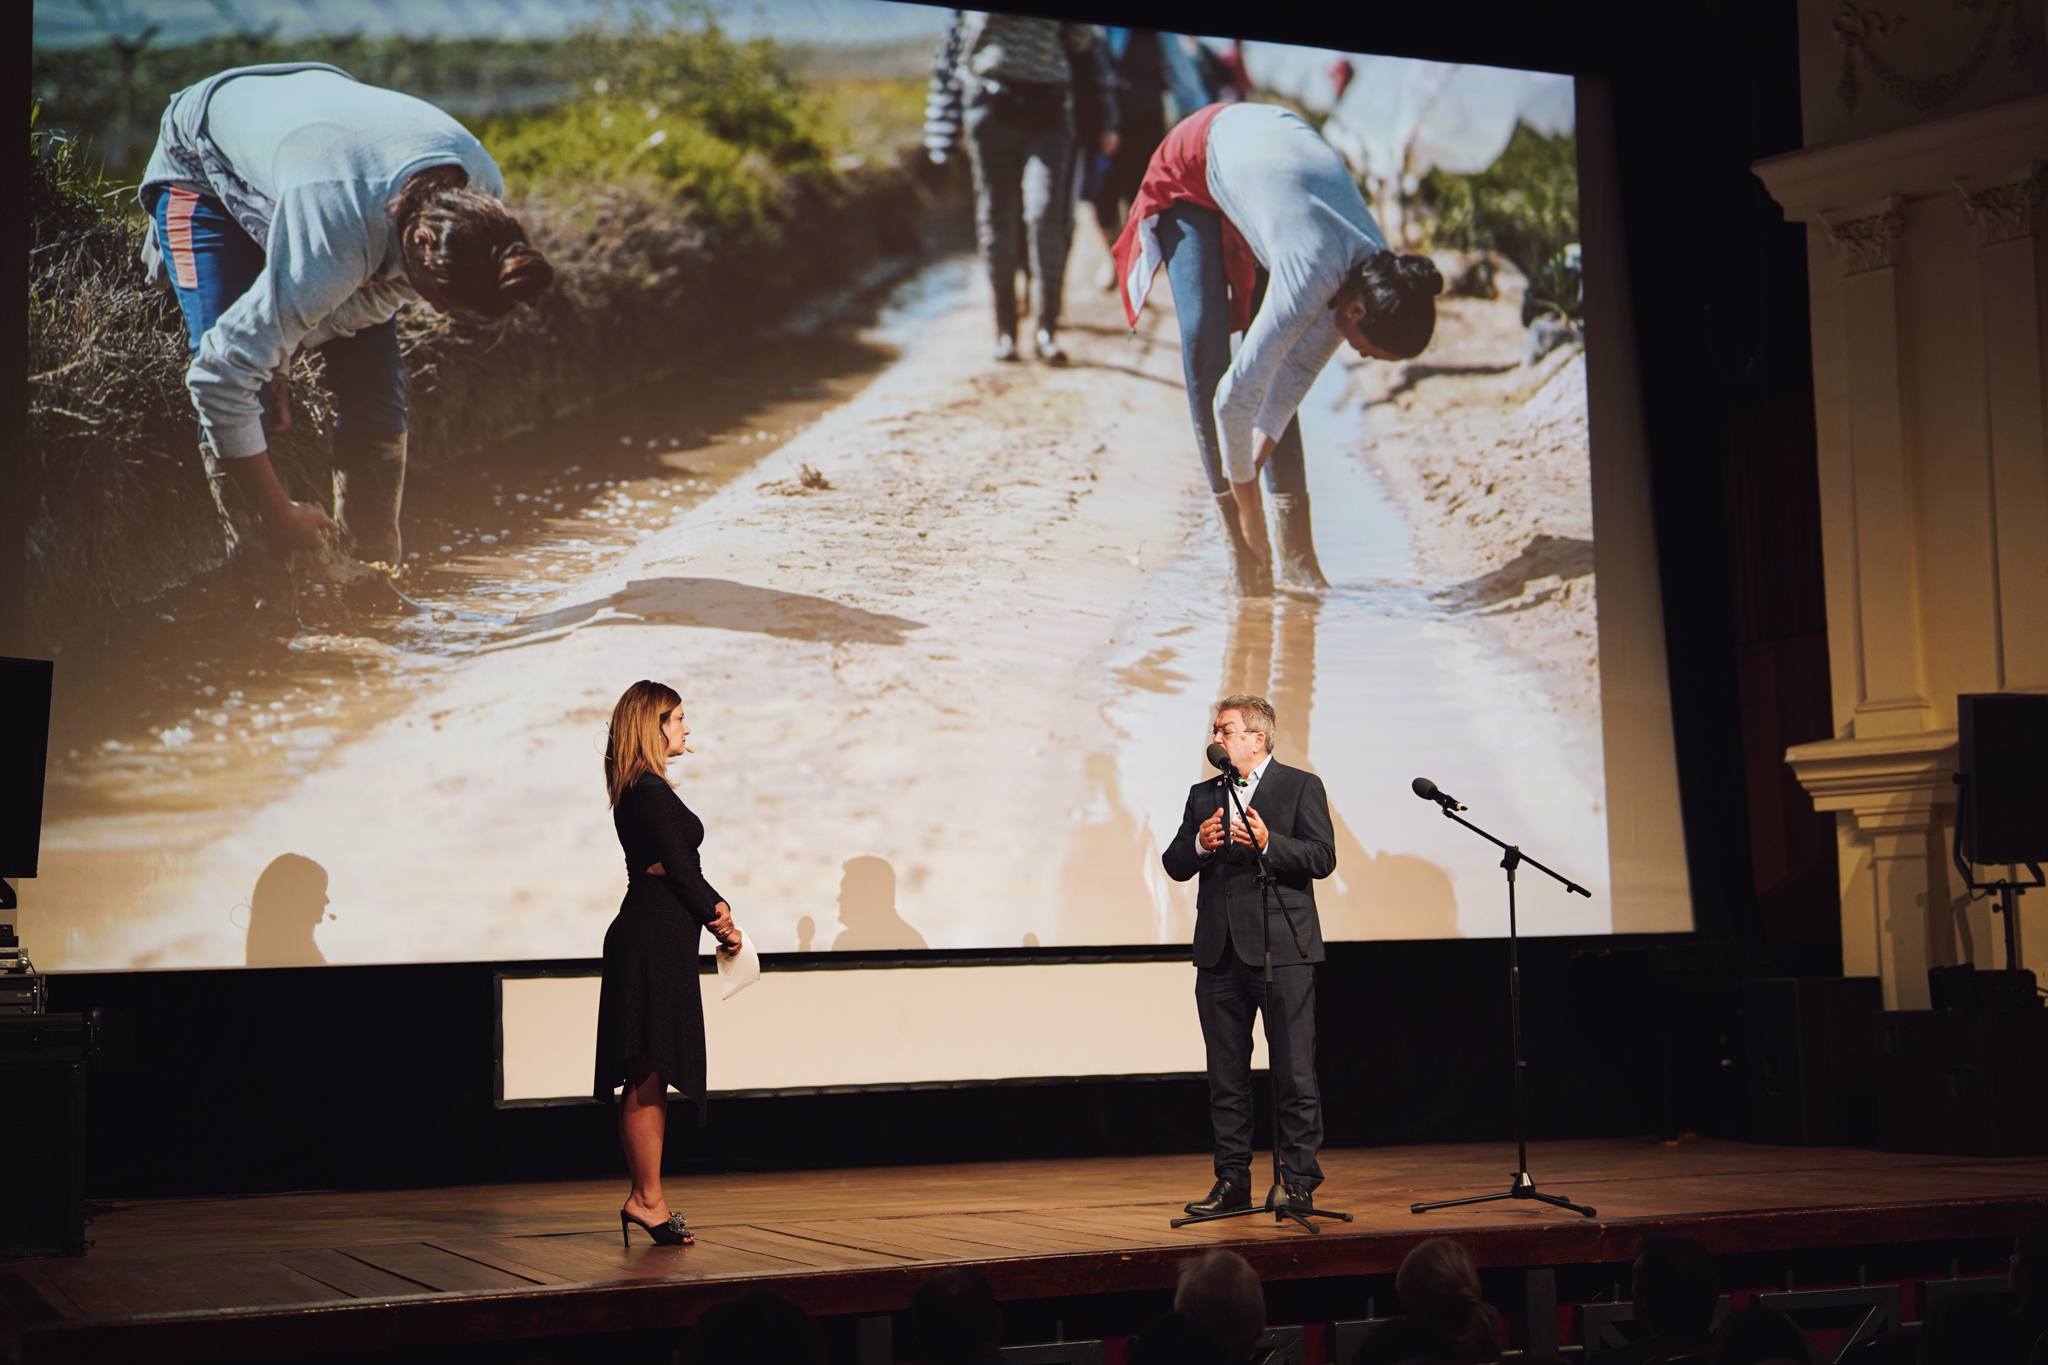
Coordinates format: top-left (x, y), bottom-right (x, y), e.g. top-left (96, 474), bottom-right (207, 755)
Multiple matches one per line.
top-left (1184, 1179), bottom-right (1253, 1215)
top-left (1278, 1182), bottom-right (1316, 1212)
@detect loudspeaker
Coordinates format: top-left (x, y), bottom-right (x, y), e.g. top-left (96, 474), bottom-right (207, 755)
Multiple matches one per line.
top-left (1874, 1008), bottom-right (2048, 1156)
top-left (0, 657), bottom-right (54, 881)
top-left (1742, 976), bottom-right (1881, 1146)
top-left (0, 1013), bottom-right (90, 1258)
top-left (1958, 692), bottom-right (2048, 865)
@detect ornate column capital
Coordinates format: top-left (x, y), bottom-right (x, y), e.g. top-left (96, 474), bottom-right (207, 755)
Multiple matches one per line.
top-left (1785, 728), bottom-right (1957, 833)
top-left (1956, 162), bottom-right (2047, 246)
top-left (1819, 195), bottom-right (1907, 275)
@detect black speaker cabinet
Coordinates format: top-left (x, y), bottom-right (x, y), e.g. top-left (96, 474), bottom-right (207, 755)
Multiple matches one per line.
top-left (1743, 976), bottom-right (1881, 1146)
top-left (1874, 1008), bottom-right (2048, 1156)
top-left (1958, 692), bottom-right (2048, 865)
top-left (0, 1015), bottom-right (90, 1258)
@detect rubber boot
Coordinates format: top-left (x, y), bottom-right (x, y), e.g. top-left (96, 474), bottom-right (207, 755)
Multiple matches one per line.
top-left (1213, 492), bottom-right (1273, 599)
top-left (331, 429), bottom-right (407, 568)
top-left (1270, 492), bottom-right (1330, 591)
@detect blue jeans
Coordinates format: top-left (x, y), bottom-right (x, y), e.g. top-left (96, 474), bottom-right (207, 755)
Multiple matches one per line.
top-left (964, 81), bottom-right (1076, 339)
top-left (1156, 202), bottom-right (1308, 497)
top-left (151, 187), bottom-right (408, 440)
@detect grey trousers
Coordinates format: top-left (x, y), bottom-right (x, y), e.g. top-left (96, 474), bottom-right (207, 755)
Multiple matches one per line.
top-left (963, 81), bottom-right (1076, 339)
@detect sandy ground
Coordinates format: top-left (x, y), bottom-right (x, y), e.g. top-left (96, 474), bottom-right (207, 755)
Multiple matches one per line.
top-left (24, 229), bottom-right (1611, 969)
top-left (1351, 285), bottom-right (1599, 748)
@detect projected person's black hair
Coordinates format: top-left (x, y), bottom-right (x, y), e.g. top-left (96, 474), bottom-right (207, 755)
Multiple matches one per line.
top-left (1333, 250), bottom-right (1445, 362)
top-left (593, 680), bottom-right (741, 1248)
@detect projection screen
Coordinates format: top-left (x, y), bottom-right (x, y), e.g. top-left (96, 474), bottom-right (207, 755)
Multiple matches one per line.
top-left (22, 2), bottom-right (1688, 990)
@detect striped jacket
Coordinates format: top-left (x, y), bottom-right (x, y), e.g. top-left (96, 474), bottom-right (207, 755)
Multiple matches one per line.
top-left (924, 12), bottom-right (1118, 164)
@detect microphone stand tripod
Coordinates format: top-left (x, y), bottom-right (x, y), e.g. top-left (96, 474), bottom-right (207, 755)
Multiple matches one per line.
top-left (1411, 797), bottom-right (1597, 1219)
top-left (1173, 761), bottom-right (1354, 1235)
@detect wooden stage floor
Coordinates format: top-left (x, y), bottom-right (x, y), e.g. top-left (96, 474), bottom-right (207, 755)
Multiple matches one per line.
top-left (5, 1137), bottom-right (2044, 1364)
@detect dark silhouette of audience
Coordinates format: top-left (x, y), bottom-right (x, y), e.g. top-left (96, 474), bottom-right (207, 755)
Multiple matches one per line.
top-left (2016, 1218), bottom-right (2048, 1364)
top-left (1353, 1317), bottom-right (1461, 1365)
top-left (1707, 1306), bottom-right (1814, 1365)
top-left (1130, 1310), bottom-right (1235, 1365)
top-left (688, 1290), bottom-right (820, 1365)
top-left (913, 1266), bottom-right (1012, 1364)
top-left (1173, 1249), bottom-right (1266, 1362)
top-left (1391, 1238), bottom-right (1503, 1363)
top-left (1589, 1235), bottom-right (1720, 1365)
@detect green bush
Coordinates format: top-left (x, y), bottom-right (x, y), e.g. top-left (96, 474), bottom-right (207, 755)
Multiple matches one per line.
top-left (477, 20), bottom-right (839, 231)
top-left (1416, 122), bottom-right (1580, 322)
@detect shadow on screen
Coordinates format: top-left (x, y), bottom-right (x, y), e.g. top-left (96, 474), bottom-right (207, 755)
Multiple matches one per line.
top-left (491, 578), bottom-right (926, 649)
top-left (831, 856), bottom-right (928, 951)
top-left (1229, 596), bottom-right (1462, 940)
top-left (245, 853), bottom-right (331, 967)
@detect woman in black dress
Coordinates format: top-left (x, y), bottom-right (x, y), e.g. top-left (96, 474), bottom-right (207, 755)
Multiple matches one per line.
top-left (596, 680), bottom-right (741, 1247)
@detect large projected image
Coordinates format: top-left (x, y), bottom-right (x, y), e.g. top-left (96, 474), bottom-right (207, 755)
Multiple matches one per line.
top-left (25, 3), bottom-right (1618, 970)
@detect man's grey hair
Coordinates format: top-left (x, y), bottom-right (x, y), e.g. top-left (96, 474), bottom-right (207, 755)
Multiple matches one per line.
top-left (1174, 1249), bottom-right (1265, 1360)
top-left (1214, 694), bottom-right (1276, 756)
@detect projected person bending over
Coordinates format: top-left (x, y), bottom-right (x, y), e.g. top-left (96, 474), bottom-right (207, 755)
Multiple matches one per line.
top-left (1113, 102), bottom-right (1443, 596)
top-left (595, 682), bottom-right (741, 1247)
top-left (1162, 695), bottom-right (1336, 1216)
top-left (138, 63), bottom-right (553, 602)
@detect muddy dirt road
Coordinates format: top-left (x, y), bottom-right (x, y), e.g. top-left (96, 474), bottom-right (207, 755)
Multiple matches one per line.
top-left (23, 230), bottom-right (1608, 969)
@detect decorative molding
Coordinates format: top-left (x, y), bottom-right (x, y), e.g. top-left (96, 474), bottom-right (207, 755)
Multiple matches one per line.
top-left (1820, 196), bottom-right (1907, 274)
top-left (1786, 728), bottom-right (1957, 833)
top-left (1754, 91), bottom-right (2048, 221)
top-left (1956, 162), bottom-right (2047, 244)
top-left (1832, 0), bottom-right (2038, 116)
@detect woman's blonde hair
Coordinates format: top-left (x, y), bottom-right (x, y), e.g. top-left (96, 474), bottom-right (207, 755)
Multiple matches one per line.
top-left (605, 680), bottom-right (680, 807)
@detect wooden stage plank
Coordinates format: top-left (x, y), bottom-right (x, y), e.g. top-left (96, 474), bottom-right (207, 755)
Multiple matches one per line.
top-left (7, 1138), bottom-right (2045, 1365)
top-left (336, 1244), bottom-right (538, 1294)
top-left (688, 1225), bottom-right (918, 1271)
top-left (270, 1249), bottom-right (429, 1301)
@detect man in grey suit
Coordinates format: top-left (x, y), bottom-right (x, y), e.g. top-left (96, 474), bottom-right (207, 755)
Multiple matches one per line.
top-left (1163, 693), bottom-right (1336, 1215)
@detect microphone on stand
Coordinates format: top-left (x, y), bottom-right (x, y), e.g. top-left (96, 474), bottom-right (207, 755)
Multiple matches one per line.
top-left (1411, 776), bottom-right (1467, 811)
top-left (1206, 742), bottom-right (1233, 774)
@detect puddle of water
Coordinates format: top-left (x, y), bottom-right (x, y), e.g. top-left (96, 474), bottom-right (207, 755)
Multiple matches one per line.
top-left (1068, 358), bottom-right (1611, 945)
top-left (37, 258), bottom-right (972, 834)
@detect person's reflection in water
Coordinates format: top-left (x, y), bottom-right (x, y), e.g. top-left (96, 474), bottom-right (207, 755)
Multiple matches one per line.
top-left (831, 856), bottom-right (928, 951)
top-left (1226, 597), bottom-right (1461, 939)
top-left (796, 916), bottom-right (817, 952)
top-left (244, 853), bottom-right (332, 967)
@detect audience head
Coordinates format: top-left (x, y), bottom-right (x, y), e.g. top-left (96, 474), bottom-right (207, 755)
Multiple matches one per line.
top-left (1631, 1234), bottom-right (1719, 1338)
top-left (1395, 1237), bottom-right (1502, 1363)
top-left (1708, 1306), bottom-right (1812, 1365)
top-left (1130, 1310), bottom-right (1234, 1365)
top-left (912, 1267), bottom-right (1003, 1365)
top-left (1175, 1249), bottom-right (1266, 1362)
top-left (1352, 1317), bottom-right (1458, 1365)
top-left (690, 1290), bottom-right (817, 1365)
top-left (2016, 1218), bottom-right (2048, 1315)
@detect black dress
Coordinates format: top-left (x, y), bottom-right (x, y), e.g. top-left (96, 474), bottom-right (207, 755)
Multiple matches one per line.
top-left (593, 771), bottom-right (725, 1109)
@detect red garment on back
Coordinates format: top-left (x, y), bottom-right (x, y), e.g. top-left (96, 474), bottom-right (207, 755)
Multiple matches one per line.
top-left (1111, 103), bottom-right (1259, 334)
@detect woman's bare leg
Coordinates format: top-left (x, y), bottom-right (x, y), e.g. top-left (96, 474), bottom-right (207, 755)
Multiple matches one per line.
top-left (618, 1059), bottom-right (670, 1223)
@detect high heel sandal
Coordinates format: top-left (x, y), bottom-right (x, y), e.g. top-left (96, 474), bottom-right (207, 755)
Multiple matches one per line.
top-left (620, 1209), bottom-right (693, 1246)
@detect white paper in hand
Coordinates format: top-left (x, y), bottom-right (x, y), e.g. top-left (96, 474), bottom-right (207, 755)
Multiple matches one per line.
top-left (716, 924), bottom-right (760, 1000)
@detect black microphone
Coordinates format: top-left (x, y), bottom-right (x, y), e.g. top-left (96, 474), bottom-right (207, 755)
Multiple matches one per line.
top-left (1411, 777), bottom-right (1467, 811)
top-left (1207, 742), bottom-right (1233, 774)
